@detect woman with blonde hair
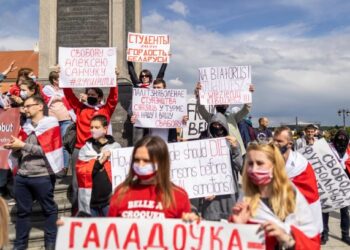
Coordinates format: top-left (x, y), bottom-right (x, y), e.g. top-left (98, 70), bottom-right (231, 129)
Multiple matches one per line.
top-left (0, 197), bottom-right (9, 249)
top-left (108, 136), bottom-right (193, 219)
top-left (230, 143), bottom-right (320, 250)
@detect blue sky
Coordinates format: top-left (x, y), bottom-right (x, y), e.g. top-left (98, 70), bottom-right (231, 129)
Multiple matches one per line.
top-left (1, 0), bottom-right (350, 126)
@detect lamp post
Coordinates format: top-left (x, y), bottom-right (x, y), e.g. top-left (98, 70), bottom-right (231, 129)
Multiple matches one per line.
top-left (338, 109), bottom-right (350, 128)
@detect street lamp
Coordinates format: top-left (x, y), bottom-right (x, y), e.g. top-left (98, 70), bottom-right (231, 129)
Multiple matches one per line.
top-left (338, 109), bottom-right (350, 128)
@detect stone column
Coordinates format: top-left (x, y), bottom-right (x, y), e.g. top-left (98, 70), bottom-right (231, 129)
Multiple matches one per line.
top-left (38, 0), bottom-right (57, 79)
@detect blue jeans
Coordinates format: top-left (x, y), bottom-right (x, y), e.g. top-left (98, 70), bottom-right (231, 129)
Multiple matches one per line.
top-left (90, 205), bottom-right (109, 217)
top-left (59, 120), bottom-right (73, 168)
top-left (14, 175), bottom-right (58, 249)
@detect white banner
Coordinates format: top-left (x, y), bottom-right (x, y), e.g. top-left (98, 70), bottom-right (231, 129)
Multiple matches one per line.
top-left (56, 217), bottom-right (265, 250)
top-left (132, 88), bottom-right (187, 128)
top-left (199, 66), bottom-right (252, 105)
top-left (298, 138), bottom-right (350, 212)
top-left (58, 47), bottom-right (117, 88)
top-left (111, 138), bottom-right (235, 199)
top-left (181, 98), bottom-right (213, 140)
top-left (127, 32), bottom-right (170, 63)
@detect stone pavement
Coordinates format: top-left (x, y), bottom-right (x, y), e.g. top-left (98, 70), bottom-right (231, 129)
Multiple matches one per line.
top-left (322, 211), bottom-right (349, 250)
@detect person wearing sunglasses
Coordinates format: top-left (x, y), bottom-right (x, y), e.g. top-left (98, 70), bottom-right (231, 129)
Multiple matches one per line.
top-left (127, 61), bottom-right (167, 88)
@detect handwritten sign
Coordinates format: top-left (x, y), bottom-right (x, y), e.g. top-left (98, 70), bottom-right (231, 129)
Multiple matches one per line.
top-left (181, 98), bottom-right (213, 140)
top-left (59, 47), bottom-right (117, 88)
top-left (132, 88), bottom-right (187, 128)
top-left (56, 217), bottom-right (265, 250)
top-left (298, 138), bottom-right (350, 212)
top-left (111, 138), bottom-right (235, 199)
top-left (199, 66), bottom-right (252, 105)
top-left (127, 32), bottom-right (170, 63)
top-left (0, 108), bottom-right (20, 169)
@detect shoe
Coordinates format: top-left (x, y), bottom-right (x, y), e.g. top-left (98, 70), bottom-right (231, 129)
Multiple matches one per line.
top-left (321, 233), bottom-right (328, 245)
top-left (55, 168), bottom-right (68, 178)
top-left (341, 235), bottom-right (350, 245)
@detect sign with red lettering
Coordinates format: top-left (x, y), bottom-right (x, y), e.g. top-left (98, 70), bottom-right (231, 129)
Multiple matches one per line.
top-left (58, 47), bottom-right (117, 88)
top-left (298, 138), bottom-right (350, 212)
top-left (0, 108), bottom-right (20, 169)
top-left (199, 66), bottom-right (252, 105)
top-left (127, 32), bottom-right (170, 63)
top-left (132, 88), bottom-right (187, 129)
top-left (111, 138), bottom-right (235, 199)
top-left (56, 217), bottom-right (265, 250)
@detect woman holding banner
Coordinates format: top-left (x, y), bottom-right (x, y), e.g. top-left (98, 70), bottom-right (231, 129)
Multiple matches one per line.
top-left (230, 142), bottom-right (320, 250)
top-left (108, 136), bottom-right (195, 219)
top-left (127, 61), bottom-right (167, 88)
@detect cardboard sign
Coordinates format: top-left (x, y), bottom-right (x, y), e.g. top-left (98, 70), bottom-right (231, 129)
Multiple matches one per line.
top-left (199, 66), bottom-right (252, 105)
top-left (56, 217), bottom-right (265, 250)
top-left (59, 47), bottom-right (117, 88)
top-left (111, 138), bottom-right (235, 199)
top-left (0, 108), bottom-right (20, 169)
top-left (298, 138), bottom-right (350, 212)
top-left (127, 32), bottom-right (170, 63)
top-left (132, 88), bottom-right (187, 128)
top-left (181, 98), bottom-right (214, 140)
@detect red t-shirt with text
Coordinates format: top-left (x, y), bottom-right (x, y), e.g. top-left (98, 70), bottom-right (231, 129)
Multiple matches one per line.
top-left (108, 184), bottom-right (191, 219)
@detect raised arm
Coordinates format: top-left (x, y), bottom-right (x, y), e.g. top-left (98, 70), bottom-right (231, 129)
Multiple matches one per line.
top-left (156, 63), bottom-right (167, 79)
top-left (104, 86), bottom-right (119, 117)
top-left (127, 61), bottom-right (141, 87)
top-left (63, 88), bottom-right (82, 111)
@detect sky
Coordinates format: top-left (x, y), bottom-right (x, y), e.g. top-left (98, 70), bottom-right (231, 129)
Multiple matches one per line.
top-left (1, 0), bottom-right (350, 126)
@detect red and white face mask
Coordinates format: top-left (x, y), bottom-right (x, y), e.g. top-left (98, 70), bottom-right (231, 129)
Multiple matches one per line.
top-left (247, 167), bottom-right (273, 185)
top-left (132, 163), bottom-right (157, 180)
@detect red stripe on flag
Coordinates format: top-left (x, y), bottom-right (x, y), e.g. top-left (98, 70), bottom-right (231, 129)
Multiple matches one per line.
top-left (76, 159), bottom-right (94, 188)
top-left (292, 163), bottom-right (319, 204)
top-left (36, 126), bottom-right (62, 153)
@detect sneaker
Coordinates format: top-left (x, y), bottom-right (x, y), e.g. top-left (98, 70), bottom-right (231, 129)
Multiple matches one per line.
top-left (56, 168), bottom-right (68, 178)
top-left (321, 234), bottom-right (328, 245)
top-left (341, 235), bottom-right (350, 245)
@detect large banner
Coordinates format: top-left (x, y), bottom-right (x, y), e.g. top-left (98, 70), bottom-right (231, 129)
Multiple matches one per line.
top-left (59, 47), bottom-right (117, 88)
top-left (298, 138), bottom-right (350, 212)
top-left (132, 88), bottom-right (187, 129)
top-left (56, 217), bottom-right (265, 250)
top-left (111, 138), bottom-right (235, 199)
top-left (181, 98), bottom-right (213, 140)
top-left (0, 108), bottom-right (20, 169)
top-left (127, 32), bottom-right (170, 63)
top-left (199, 66), bottom-right (252, 105)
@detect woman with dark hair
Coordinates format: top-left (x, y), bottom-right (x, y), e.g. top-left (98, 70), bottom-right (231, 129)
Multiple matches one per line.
top-left (127, 61), bottom-right (167, 88)
top-left (231, 143), bottom-right (320, 250)
top-left (108, 136), bottom-right (192, 219)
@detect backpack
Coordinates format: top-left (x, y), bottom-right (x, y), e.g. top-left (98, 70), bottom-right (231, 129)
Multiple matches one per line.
top-left (63, 122), bottom-right (76, 154)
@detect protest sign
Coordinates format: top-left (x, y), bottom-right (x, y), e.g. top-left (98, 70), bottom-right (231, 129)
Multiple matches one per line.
top-left (181, 98), bottom-right (214, 140)
top-left (127, 32), bottom-right (170, 63)
top-left (298, 138), bottom-right (350, 212)
top-left (198, 66), bottom-right (252, 105)
top-left (111, 138), bottom-right (235, 199)
top-left (132, 88), bottom-right (187, 128)
top-left (56, 217), bottom-right (265, 250)
top-left (0, 108), bottom-right (20, 169)
top-left (59, 47), bottom-right (117, 88)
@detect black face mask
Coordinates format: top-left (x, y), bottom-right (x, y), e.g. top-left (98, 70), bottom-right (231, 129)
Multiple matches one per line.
top-left (210, 127), bottom-right (226, 137)
top-left (87, 96), bottom-right (98, 106)
top-left (216, 106), bottom-right (227, 114)
top-left (279, 144), bottom-right (289, 155)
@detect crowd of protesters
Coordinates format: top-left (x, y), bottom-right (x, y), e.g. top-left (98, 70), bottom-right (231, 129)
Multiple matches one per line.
top-left (0, 57), bottom-right (349, 250)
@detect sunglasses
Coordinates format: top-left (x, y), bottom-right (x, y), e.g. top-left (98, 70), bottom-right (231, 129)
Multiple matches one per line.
top-left (141, 74), bottom-right (150, 78)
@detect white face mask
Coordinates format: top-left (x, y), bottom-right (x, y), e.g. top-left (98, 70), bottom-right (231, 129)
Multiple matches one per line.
top-left (132, 163), bottom-right (157, 179)
top-left (20, 90), bottom-right (28, 100)
top-left (90, 129), bottom-right (106, 139)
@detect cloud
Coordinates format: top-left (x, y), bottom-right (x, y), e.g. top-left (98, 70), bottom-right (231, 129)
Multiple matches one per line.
top-left (168, 77), bottom-right (184, 87)
top-left (143, 12), bottom-right (350, 126)
top-left (0, 36), bottom-right (37, 50)
top-left (167, 1), bottom-right (189, 17)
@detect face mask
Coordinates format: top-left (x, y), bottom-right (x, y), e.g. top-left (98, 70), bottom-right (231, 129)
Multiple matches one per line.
top-left (279, 144), bottom-right (289, 155)
top-left (133, 163), bottom-right (157, 180)
top-left (211, 126), bottom-right (225, 137)
top-left (247, 167), bottom-right (273, 185)
top-left (91, 129), bottom-right (106, 139)
top-left (20, 90), bottom-right (28, 100)
top-left (29, 75), bottom-right (36, 82)
top-left (87, 96), bottom-right (98, 106)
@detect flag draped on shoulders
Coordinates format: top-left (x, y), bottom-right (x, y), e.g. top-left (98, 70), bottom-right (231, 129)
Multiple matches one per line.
top-left (285, 150), bottom-right (323, 233)
top-left (16, 116), bottom-right (64, 174)
top-left (250, 188), bottom-right (321, 250)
